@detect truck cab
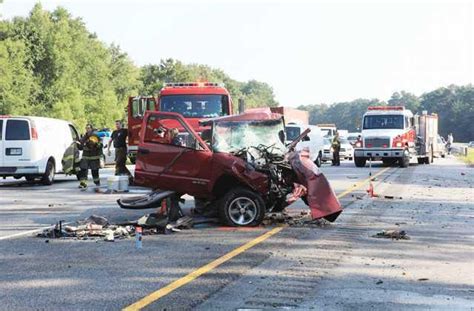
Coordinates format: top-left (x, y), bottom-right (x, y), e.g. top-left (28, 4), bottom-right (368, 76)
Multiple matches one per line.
top-left (354, 106), bottom-right (415, 167)
top-left (354, 106), bottom-right (436, 168)
top-left (127, 82), bottom-right (233, 163)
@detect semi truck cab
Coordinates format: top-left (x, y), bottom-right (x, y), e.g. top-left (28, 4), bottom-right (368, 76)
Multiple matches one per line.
top-left (354, 106), bottom-right (437, 168)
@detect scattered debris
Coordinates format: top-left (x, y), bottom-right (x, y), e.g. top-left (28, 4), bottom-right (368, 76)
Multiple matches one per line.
top-left (418, 278), bottom-right (429, 282)
top-left (262, 211), bottom-right (332, 227)
top-left (37, 212), bottom-right (194, 241)
top-left (376, 280), bottom-right (383, 285)
top-left (461, 172), bottom-right (466, 176)
top-left (79, 214), bottom-right (109, 226)
top-left (395, 222), bottom-right (407, 226)
top-left (371, 230), bottom-right (410, 240)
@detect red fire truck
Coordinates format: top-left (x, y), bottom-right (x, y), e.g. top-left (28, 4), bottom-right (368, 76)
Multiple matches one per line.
top-left (354, 106), bottom-right (438, 168)
top-left (127, 82), bottom-right (233, 162)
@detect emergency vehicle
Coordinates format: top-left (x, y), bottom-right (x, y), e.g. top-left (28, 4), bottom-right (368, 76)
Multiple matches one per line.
top-left (127, 82), bottom-right (233, 162)
top-left (354, 106), bottom-right (438, 168)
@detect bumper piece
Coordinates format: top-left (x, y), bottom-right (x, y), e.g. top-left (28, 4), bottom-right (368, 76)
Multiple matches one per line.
top-left (354, 149), bottom-right (404, 158)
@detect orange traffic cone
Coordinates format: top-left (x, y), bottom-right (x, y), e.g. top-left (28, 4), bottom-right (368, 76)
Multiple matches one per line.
top-left (367, 181), bottom-right (375, 197)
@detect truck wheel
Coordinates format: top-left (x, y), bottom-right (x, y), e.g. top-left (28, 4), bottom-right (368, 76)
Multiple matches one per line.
top-left (417, 158), bottom-right (425, 165)
top-left (383, 159), bottom-right (396, 166)
top-left (314, 153), bottom-right (322, 167)
top-left (25, 176), bottom-right (37, 182)
top-left (354, 157), bottom-right (366, 167)
top-left (41, 160), bottom-right (55, 185)
top-left (128, 154), bottom-right (136, 165)
top-left (219, 187), bottom-right (265, 227)
top-left (399, 151), bottom-right (410, 168)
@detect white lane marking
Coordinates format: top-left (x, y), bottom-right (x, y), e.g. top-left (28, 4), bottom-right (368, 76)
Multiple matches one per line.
top-left (0, 226), bottom-right (53, 241)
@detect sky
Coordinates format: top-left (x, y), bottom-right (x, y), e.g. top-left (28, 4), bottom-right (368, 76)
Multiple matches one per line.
top-left (1, 0), bottom-right (473, 107)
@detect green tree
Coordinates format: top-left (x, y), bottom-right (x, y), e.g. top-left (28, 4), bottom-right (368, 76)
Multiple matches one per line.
top-left (388, 91), bottom-right (420, 112)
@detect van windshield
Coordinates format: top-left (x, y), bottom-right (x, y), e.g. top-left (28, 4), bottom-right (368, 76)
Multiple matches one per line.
top-left (6, 120), bottom-right (30, 140)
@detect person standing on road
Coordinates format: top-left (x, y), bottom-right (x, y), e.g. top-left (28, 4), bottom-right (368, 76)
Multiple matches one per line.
top-left (447, 133), bottom-right (454, 155)
top-left (332, 131), bottom-right (341, 166)
top-left (108, 120), bottom-right (132, 181)
top-left (78, 124), bottom-right (103, 189)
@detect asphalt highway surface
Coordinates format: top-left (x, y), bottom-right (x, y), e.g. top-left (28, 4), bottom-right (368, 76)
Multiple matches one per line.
top-left (0, 157), bottom-right (472, 310)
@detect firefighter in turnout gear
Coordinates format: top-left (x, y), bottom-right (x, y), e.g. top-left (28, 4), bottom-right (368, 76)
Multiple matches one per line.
top-left (78, 124), bottom-right (103, 189)
top-left (331, 131), bottom-right (341, 166)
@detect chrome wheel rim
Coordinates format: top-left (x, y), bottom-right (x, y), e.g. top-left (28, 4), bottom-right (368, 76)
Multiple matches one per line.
top-left (228, 197), bottom-right (257, 225)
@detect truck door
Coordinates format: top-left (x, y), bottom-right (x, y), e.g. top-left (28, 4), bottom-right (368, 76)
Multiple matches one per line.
top-left (0, 119), bottom-right (4, 166)
top-left (135, 111), bottom-right (213, 197)
top-left (128, 96), bottom-right (157, 147)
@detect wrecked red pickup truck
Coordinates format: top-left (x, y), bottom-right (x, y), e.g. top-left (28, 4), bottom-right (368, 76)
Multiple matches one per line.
top-left (121, 109), bottom-right (342, 226)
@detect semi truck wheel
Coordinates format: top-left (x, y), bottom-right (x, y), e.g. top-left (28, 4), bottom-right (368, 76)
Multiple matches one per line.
top-left (128, 154), bottom-right (136, 164)
top-left (219, 187), bottom-right (265, 227)
top-left (354, 157), bottom-right (366, 167)
top-left (314, 152), bottom-right (322, 167)
top-left (399, 151), bottom-right (410, 168)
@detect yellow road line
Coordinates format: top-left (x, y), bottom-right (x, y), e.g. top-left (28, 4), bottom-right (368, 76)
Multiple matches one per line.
top-left (124, 166), bottom-right (392, 310)
top-left (336, 166), bottom-right (391, 199)
top-left (123, 227), bottom-right (283, 311)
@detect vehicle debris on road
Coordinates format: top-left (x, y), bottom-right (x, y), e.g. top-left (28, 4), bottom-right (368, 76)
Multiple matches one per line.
top-left (371, 229), bottom-right (410, 240)
top-left (36, 211), bottom-right (194, 241)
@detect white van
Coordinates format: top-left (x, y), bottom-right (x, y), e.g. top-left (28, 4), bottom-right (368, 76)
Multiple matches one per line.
top-left (285, 123), bottom-right (324, 166)
top-left (0, 116), bottom-right (80, 185)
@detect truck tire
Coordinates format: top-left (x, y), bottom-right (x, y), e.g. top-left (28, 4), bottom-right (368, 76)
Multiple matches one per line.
top-left (383, 159), bottom-right (396, 166)
top-left (399, 151), bottom-right (410, 168)
top-left (422, 147), bottom-right (434, 165)
top-left (417, 158), bottom-right (425, 165)
top-left (314, 152), bottom-right (322, 167)
top-left (41, 160), bottom-right (55, 185)
top-left (218, 187), bottom-right (265, 227)
top-left (354, 157), bottom-right (366, 167)
top-left (25, 176), bottom-right (37, 182)
top-left (129, 155), bottom-right (136, 164)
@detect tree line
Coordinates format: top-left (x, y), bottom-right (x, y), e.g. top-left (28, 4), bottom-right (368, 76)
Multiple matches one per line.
top-left (1, 4), bottom-right (472, 142)
top-left (299, 85), bottom-right (474, 142)
top-left (0, 4), bottom-right (278, 130)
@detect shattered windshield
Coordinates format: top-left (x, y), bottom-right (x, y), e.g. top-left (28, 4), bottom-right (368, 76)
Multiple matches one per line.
top-left (212, 119), bottom-right (286, 155)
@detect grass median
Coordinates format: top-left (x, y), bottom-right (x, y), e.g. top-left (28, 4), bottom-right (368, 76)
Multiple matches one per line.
top-left (457, 147), bottom-right (474, 166)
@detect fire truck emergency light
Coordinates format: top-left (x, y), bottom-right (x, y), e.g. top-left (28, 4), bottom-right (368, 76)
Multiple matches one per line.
top-left (163, 82), bottom-right (225, 88)
top-left (367, 106), bottom-right (405, 111)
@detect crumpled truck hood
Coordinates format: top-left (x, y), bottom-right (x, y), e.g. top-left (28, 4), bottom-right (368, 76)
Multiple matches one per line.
top-left (288, 151), bottom-right (342, 222)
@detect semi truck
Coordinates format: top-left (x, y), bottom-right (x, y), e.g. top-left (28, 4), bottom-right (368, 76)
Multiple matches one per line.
top-left (353, 106), bottom-right (438, 168)
top-left (127, 82), bottom-right (233, 163)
